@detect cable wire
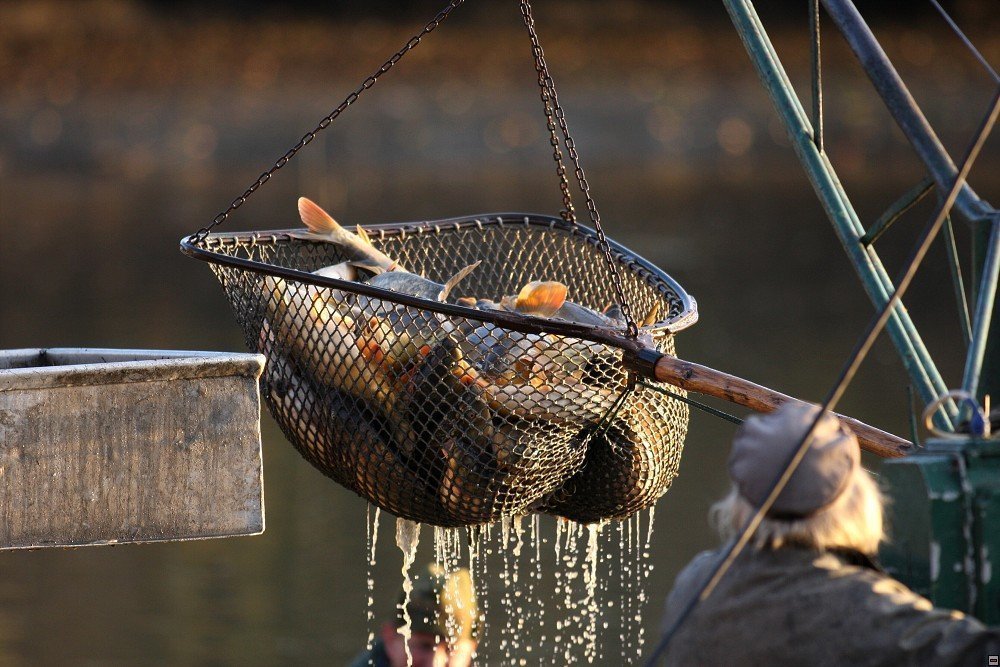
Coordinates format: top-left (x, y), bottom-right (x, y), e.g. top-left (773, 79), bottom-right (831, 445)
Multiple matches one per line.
top-left (929, 0), bottom-right (999, 84)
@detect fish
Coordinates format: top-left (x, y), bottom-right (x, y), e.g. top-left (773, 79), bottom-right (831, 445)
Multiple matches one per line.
top-left (543, 386), bottom-right (679, 523)
top-left (439, 435), bottom-right (511, 524)
top-left (460, 282), bottom-right (610, 386)
top-left (262, 331), bottom-right (429, 509)
top-left (294, 197), bottom-right (402, 273)
top-left (470, 372), bottom-right (624, 424)
top-left (603, 303), bottom-right (625, 322)
top-left (460, 325), bottom-right (547, 379)
top-left (260, 274), bottom-right (399, 413)
top-left (356, 262), bottom-right (481, 369)
top-left (475, 282), bottom-right (664, 384)
top-left (449, 280), bottom-right (652, 425)
top-left (499, 280), bottom-right (615, 327)
top-left (360, 261), bottom-right (482, 303)
top-left (300, 262), bottom-right (372, 309)
top-left (504, 281), bottom-right (663, 329)
top-left (382, 335), bottom-right (494, 459)
top-left (438, 408), bottom-right (595, 522)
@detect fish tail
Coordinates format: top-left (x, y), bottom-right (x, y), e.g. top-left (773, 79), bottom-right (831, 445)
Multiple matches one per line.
top-left (298, 197), bottom-right (402, 272)
top-left (297, 197), bottom-right (344, 235)
top-left (516, 281), bottom-right (568, 317)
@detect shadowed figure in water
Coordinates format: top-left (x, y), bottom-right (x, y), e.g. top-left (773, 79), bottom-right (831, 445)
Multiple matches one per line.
top-left (661, 402), bottom-right (1000, 666)
top-left (349, 565), bottom-right (477, 667)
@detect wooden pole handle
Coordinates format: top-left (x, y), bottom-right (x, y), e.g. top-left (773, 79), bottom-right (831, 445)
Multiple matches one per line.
top-left (652, 355), bottom-right (912, 458)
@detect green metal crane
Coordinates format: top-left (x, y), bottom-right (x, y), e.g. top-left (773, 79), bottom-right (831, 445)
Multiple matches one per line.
top-left (722, 0), bottom-right (999, 621)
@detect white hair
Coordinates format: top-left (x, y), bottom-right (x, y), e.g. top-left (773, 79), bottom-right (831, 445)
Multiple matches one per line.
top-left (710, 466), bottom-right (885, 555)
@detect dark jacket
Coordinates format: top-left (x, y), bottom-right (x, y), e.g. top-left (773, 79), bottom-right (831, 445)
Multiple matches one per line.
top-left (662, 545), bottom-right (1000, 666)
top-left (347, 638), bottom-right (390, 667)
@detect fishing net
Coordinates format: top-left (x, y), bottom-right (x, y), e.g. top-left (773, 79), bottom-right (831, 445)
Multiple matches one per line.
top-left (182, 0), bottom-right (697, 526)
top-left (186, 215), bottom-right (694, 526)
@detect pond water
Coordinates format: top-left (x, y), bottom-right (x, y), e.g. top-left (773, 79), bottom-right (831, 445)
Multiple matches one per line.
top-left (0, 2), bottom-right (997, 663)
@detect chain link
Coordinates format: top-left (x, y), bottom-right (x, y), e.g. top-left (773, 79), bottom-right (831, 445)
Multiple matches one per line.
top-left (541, 80), bottom-right (577, 223)
top-left (522, 2), bottom-right (576, 223)
top-left (519, 0), bottom-right (639, 338)
top-left (192, 0), bottom-right (466, 243)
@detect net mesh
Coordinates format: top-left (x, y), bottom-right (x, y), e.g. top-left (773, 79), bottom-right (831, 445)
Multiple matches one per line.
top-left (194, 213), bottom-right (694, 526)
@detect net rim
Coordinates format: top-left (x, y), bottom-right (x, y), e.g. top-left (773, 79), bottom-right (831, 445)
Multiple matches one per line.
top-left (180, 212), bottom-right (698, 350)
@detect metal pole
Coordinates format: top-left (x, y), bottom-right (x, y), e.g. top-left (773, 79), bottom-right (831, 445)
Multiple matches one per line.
top-left (969, 218), bottom-right (1000, 401)
top-left (722, 0), bottom-right (955, 427)
top-left (820, 0), bottom-right (993, 226)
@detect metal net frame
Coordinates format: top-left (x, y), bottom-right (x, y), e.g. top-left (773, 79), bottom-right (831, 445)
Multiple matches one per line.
top-left (185, 214), bottom-right (695, 526)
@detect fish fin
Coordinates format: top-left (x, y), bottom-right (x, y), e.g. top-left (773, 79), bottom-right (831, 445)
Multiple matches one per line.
top-left (642, 303), bottom-right (659, 327)
top-left (348, 259), bottom-right (387, 276)
top-left (355, 225), bottom-right (374, 246)
top-left (297, 197), bottom-right (342, 235)
top-left (515, 281), bottom-right (567, 317)
top-left (439, 260), bottom-right (482, 301)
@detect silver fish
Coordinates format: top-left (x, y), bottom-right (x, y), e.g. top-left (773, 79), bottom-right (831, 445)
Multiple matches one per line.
top-left (261, 335), bottom-right (408, 505)
top-left (360, 261), bottom-right (481, 304)
top-left (356, 262), bottom-right (481, 369)
top-left (470, 373), bottom-right (622, 424)
top-left (261, 275), bottom-right (398, 412)
top-left (382, 335), bottom-right (492, 458)
top-left (461, 282), bottom-right (605, 385)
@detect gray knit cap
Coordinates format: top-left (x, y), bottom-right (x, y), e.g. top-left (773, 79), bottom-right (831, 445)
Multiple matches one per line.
top-left (728, 402), bottom-right (860, 518)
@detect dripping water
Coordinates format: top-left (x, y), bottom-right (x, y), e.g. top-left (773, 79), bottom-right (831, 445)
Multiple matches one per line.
top-left (583, 522), bottom-right (601, 663)
top-left (395, 518), bottom-right (420, 666)
top-left (367, 508), bottom-right (659, 664)
top-left (638, 506), bottom-right (657, 656)
top-left (365, 505), bottom-right (381, 652)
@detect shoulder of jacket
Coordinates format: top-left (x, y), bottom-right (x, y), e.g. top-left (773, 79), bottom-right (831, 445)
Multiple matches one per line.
top-left (667, 550), bottom-right (723, 606)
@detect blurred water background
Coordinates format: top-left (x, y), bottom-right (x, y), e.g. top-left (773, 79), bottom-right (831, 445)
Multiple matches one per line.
top-left (0, 0), bottom-right (998, 663)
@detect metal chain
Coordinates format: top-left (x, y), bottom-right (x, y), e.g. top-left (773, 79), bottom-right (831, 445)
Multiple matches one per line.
top-left (519, 0), bottom-right (640, 338)
top-left (521, 2), bottom-right (576, 223)
top-left (538, 70), bottom-right (577, 223)
top-left (191, 0), bottom-right (466, 243)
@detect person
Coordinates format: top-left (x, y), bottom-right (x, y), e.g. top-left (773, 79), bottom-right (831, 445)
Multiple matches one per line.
top-left (661, 402), bottom-right (1000, 665)
top-left (349, 564), bottom-right (478, 667)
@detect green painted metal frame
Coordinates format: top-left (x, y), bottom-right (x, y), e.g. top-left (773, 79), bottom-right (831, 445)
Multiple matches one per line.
top-left (942, 216), bottom-right (973, 347)
top-left (721, 0), bottom-right (956, 427)
top-left (719, 0), bottom-right (1000, 624)
top-left (966, 221), bottom-right (1000, 400)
